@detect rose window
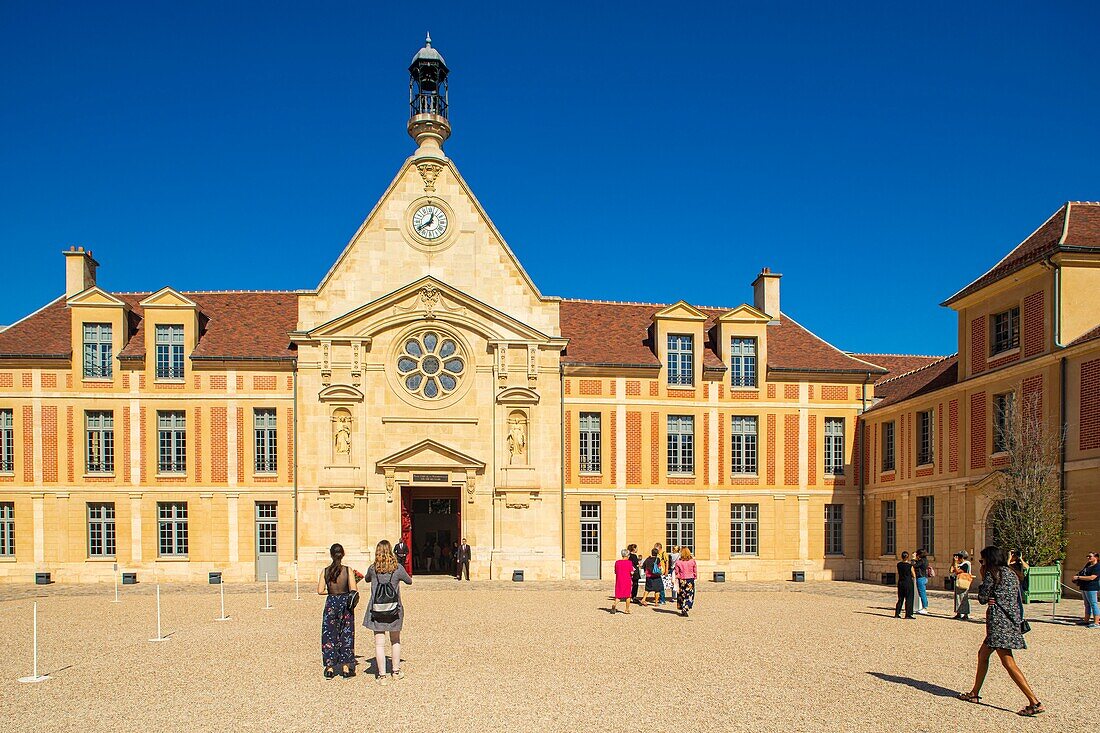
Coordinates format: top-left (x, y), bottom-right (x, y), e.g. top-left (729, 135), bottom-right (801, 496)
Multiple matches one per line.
top-left (396, 331), bottom-right (465, 399)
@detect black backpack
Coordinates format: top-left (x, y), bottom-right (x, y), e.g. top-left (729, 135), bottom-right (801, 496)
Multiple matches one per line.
top-left (370, 571), bottom-right (399, 622)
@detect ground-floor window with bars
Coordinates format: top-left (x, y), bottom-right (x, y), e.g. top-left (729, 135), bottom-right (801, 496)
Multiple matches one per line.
top-left (87, 502), bottom-right (116, 557)
top-left (730, 503), bottom-right (759, 555)
top-left (825, 504), bottom-right (844, 556)
top-left (580, 501), bottom-right (600, 554)
top-left (0, 502), bottom-right (13, 556)
top-left (666, 503), bottom-right (695, 553)
top-left (157, 502), bottom-right (188, 556)
top-left (256, 501), bottom-right (277, 554)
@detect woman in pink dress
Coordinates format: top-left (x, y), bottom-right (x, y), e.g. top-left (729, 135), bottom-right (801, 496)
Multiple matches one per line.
top-left (612, 549), bottom-right (634, 614)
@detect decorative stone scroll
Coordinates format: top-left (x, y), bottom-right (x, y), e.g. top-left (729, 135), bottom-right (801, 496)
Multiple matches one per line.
top-left (416, 161), bottom-right (444, 193)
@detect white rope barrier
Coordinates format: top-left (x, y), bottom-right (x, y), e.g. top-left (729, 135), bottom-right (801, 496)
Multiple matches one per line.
top-left (17, 601), bottom-right (50, 683)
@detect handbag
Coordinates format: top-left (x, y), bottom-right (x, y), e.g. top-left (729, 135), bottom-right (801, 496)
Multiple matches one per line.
top-left (347, 589), bottom-right (360, 611)
top-left (1020, 619), bottom-right (1031, 634)
top-left (955, 572), bottom-right (974, 591)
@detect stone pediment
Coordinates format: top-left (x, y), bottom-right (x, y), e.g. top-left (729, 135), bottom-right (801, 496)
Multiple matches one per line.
top-left (140, 287), bottom-right (198, 309)
top-left (299, 276), bottom-right (560, 345)
top-left (317, 384), bottom-right (364, 403)
top-left (717, 304), bottom-right (770, 323)
top-left (654, 300), bottom-right (708, 322)
top-left (66, 286), bottom-right (127, 308)
top-left (496, 385), bottom-right (540, 405)
top-left (375, 438), bottom-right (486, 473)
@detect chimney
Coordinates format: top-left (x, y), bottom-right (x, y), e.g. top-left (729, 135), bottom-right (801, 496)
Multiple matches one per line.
top-left (752, 267), bottom-right (782, 321)
top-left (64, 246), bottom-right (99, 298)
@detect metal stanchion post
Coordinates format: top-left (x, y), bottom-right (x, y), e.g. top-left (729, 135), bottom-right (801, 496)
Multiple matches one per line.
top-left (18, 601), bottom-right (50, 683)
top-left (215, 579), bottom-right (231, 622)
top-left (263, 573), bottom-right (273, 610)
top-left (149, 584), bottom-right (169, 642)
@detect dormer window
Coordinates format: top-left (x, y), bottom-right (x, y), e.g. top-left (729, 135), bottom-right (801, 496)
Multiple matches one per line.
top-left (155, 325), bottom-right (185, 380)
top-left (82, 323), bottom-right (112, 379)
top-left (730, 337), bottom-right (757, 387)
top-left (991, 307), bottom-right (1019, 355)
top-left (667, 334), bottom-right (693, 386)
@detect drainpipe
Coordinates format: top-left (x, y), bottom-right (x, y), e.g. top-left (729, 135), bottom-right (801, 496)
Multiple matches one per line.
top-left (859, 371), bottom-right (870, 581)
top-left (560, 365), bottom-right (566, 579)
top-left (293, 365), bottom-right (299, 564)
top-left (1047, 257), bottom-right (1068, 555)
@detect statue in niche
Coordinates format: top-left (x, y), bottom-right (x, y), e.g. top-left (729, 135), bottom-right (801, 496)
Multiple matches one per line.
top-left (507, 411), bottom-right (528, 465)
top-left (333, 408), bottom-right (352, 463)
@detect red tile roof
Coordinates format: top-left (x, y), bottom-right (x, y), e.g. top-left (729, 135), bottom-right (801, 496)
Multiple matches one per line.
top-left (0, 291), bottom-right (298, 363)
top-left (866, 355), bottom-right (959, 411)
top-left (943, 202), bottom-right (1100, 307)
top-left (1069, 323), bottom-right (1100, 348)
top-left (559, 300), bottom-right (885, 375)
top-left (851, 353), bottom-right (948, 393)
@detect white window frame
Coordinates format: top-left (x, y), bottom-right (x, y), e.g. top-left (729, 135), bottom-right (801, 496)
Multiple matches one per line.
top-left (731, 415), bottom-right (758, 475)
top-left (82, 323), bottom-right (113, 379)
top-left (993, 392), bottom-right (1015, 453)
top-left (991, 306), bottom-right (1020, 355)
top-left (157, 411), bottom-right (186, 474)
top-left (155, 324), bottom-right (185, 380)
top-left (882, 500), bottom-right (896, 556)
top-left (824, 417), bottom-right (845, 476)
top-left (86, 410), bottom-right (114, 474)
top-left (730, 503), bottom-right (759, 556)
top-left (0, 502), bottom-right (13, 556)
top-left (578, 412), bottom-right (602, 474)
top-left (87, 502), bottom-right (116, 558)
top-left (730, 337), bottom-right (757, 388)
top-left (0, 409), bottom-right (13, 474)
top-left (825, 504), bottom-right (844, 556)
top-left (254, 408), bottom-right (278, 474)
top-left (665, 503), bottom-right (695, 553)
top-left (667, 334), bottom-right (694, 386)
top-left (667, 415), bottom-right (694, 475)
top-left (882, 421), bottom-right (895, 472)
top-left (919, 496), bottom-right (935, 555)
top-left (157, 502), bottom-right (188, 557)
top-left (917, 409), bottom-right (934, 465)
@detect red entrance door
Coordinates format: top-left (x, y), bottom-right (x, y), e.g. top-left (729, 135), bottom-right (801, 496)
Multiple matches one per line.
top-left (400, 489), bottom-right (414, 575)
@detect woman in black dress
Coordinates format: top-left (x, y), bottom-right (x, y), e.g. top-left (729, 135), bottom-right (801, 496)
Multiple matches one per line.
top-left (895, 551), bottom-right (915, 619)
top-left (957, 546), bottom-right (1044, 717)
top-left (627, 543), bottom-right (641, 605)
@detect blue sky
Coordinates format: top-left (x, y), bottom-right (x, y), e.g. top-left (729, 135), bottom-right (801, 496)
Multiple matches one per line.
top-left (2, 2), bottom-right (1097, 355)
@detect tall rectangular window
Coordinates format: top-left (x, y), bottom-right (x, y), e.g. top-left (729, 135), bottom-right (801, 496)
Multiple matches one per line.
top-left (578, 412), bottom-right (602, 473)
top-left (157, 502), bottom-right (188, 556)
top-left (87, 502), bottom-right (116, 557)
top-left (157, 411), bottom-right (186, 474)
top-left (155, 324), bottom-right (185, 379)
top-left (730, 415), bottom-right (758, 474)
top-left (919, 496), bottom-right (935, 554)
top-left (993, 392), bottom-right (1015, 453)
top-left (824, 417), bottom-right (845, 475)
top-left (86, 411), bottom-right (114, 474)
top-left (667, 415), bottom-right (694, 474)
top-left (730, 337), bottom-right (757, 388)
top-left (667, 334), bottom-right (693, 386)
top-left (0, 502), bottom-right (13, 556)
top-left (825, 504), bottom-right (844, 556)
top-left (83, 323), bottom-right (113, 379)
top-left (0, 409), bottom-right (13, 473)
top-left (665, 503), bottom-right (695, 553)
top-left (256, 501), bottom-right (277, 554)
top-left (882, 500), bottom-right (896, 556)
top-left (991, 306), bottom-right (1020, 355)
top-left (730, 503), bottom-right (759, 555)
top-left (254, 408), bottom-right (278, 473)
top-left (882, 421), bottom-right (895, 472)
top-left (917, 409), bottom-right (934, 465)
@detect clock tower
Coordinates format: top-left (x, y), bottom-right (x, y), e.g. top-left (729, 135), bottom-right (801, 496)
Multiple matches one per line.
top-left (408, 33), bottom-right (450, 155)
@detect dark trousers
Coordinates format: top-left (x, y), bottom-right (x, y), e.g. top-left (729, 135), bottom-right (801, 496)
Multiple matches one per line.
top-left (631, 576), bottom-right (640, 601)
top-left (455, 560), bottom-right (469, 580)
top-left (896, 584), bottom-right (914, 617)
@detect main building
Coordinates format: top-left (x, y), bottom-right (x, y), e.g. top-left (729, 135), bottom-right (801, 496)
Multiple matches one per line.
top-left (1, 39), bottom-right (1098, 584)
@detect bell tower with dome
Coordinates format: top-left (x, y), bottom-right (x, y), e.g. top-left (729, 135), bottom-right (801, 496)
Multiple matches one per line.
top-left (408, 33), bottom-right (451, 155)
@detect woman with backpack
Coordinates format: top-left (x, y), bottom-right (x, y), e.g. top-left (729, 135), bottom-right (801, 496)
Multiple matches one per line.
top-left (641, 548), bottom-right (663, 606)
top-left (364, 539), bottom-right (412, 684)
top-left (316, 542), bottom-right (358, 679)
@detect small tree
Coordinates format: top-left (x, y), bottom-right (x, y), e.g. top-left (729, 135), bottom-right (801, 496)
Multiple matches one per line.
top-left (986, 392), bottom-right (1066, 566)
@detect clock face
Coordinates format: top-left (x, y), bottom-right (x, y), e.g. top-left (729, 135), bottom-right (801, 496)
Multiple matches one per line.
top-left (412, 204), bottom-right (448, 240)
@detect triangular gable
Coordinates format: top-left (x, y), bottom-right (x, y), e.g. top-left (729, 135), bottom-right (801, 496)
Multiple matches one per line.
top-left (139, 287), bottom-right (198, 308)
top-left (717, 304), bottom-right (770, 323)
top-left (376, 438), bottom-right (486, 472)
top-left (654, 300), bottom-right (708, 321)
top-left (303, 276), bottom-right (555, 343)
top-left (66, 286), bottom-right (127, 307)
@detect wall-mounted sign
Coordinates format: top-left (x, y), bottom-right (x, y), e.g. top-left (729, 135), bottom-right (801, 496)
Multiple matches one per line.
top-left (412, 473), bottom-right (449, 483)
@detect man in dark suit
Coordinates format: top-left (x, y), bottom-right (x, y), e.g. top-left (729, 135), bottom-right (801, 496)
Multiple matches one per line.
top-left (394, 538), bottom-right (411, 573)
top-left (455, 538), bottom-right (471, 580)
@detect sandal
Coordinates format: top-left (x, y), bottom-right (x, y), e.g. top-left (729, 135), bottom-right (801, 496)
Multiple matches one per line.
top-left (323, 667), bottom-right (336, 679)
top-left (957, 692), bottom-right (981, 703)
top-left (1017, 702), bottom-right (1045, 717)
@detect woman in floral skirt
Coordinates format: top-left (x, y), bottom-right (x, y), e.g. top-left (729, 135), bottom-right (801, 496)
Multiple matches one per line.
top-left (317, 542), bottom-right (358, 679)
top-left (674, 546), bottom-right (697, 617)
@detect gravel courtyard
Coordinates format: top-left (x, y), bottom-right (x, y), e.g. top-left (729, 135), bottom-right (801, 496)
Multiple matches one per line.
top-left (0, 579), bottom-right (1087, 732)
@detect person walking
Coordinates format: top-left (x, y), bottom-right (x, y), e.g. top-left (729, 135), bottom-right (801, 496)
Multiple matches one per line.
top-left (455, 537), bottom-right (472, 581)
top-left (364, 539), bottom-right (412, 684)
top-left (627, 544), bottom-right (642, 605)
top-left (641, 548), bottom-right (663, 606)
top-left (895, 551), bottom-right (915, 619)
top-left (914, 549), bottom-right (930, 615)
top-left (611, 549), bottom-right (633, 614)
top-left (958, 546), bottom-right (1044, 717)
top-left (654, 542), bottom-right (669, 605)
top-left (674, 547), bottom-right (697, 617)
top-left (317, 542), bottom-right (358, 679)
top-left (393, 537), bottom-right (411, 574)
top-left (951, 551), bottom-right (973, 621)
top-left (1072, 551), bottom-right (1100, 628)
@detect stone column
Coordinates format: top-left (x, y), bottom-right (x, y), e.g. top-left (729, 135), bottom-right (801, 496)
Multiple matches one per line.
top-left (129, 493), bottom-right (142, 562)
top-left (708, 495), bottom-right (720, 562)
top-left (773, 495), bottom-right (786, 561)
top-left (56, 492), bottom-right (70, 564)
top-left (227, 492), bottom-right (240, 563)
top-left (615, 494), bottom-right (627, 553)
top-left (32, 493), bottom-right (45, 565)
top-left (798, 494), bottom-right (810, 561)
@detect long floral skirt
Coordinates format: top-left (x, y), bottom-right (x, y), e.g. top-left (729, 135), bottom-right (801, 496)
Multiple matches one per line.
top-left (677, 578), bottom-right (696, 611)
top-left (321, 593), bottom-right (356, 669)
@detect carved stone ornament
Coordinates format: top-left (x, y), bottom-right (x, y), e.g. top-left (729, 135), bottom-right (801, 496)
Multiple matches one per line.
top-left (506, 410), bottom-right (528, 465)
top-left (332, 408), bottom-right (352, 463)
top-left (416, 161), bottom-right (444, 193)
top-left (394, 284), bottom-right (465, 320)
top-left (505, 500), bottom-right (529, 509)
top-left (329, 502), bottom-right (355, 510)
top-left (385, 470), bottom-right (396, 503)
top-left (465, 472), bottom-right (476, 503)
